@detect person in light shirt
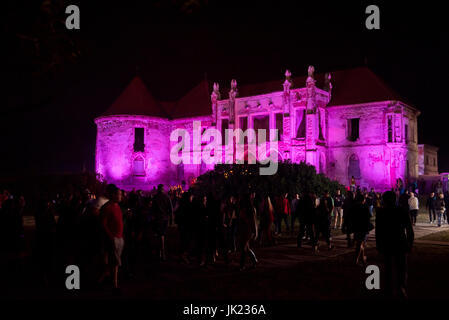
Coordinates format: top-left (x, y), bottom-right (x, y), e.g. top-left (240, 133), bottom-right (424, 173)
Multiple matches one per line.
top-left (408, 192), bottom-right (419, 226)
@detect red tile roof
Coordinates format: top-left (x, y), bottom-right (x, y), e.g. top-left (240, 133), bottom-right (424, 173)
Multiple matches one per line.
top-left (102, 67), bottom-right (414, 119)
top-left (326, 67), bottom-right (407, 106)
top-left (102, 76), bottom-right (168, 118)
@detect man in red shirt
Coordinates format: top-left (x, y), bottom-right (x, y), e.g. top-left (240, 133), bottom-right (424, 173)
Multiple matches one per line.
top-left (99, 184), bottom-right (124, 292)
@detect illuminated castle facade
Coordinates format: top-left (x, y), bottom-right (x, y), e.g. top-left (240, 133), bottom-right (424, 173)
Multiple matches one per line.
top-left (95, 66), bottom-right (435, 191)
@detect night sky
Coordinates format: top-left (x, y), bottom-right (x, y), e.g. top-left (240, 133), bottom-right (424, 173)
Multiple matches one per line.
top-left (2, 0), bottom-right (448, 177)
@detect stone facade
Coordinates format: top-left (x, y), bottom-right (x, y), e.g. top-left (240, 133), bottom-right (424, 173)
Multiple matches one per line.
top-left (95, 66), bottom-right (434, 191)
top-left (418, 144), bottom-right (439, 176)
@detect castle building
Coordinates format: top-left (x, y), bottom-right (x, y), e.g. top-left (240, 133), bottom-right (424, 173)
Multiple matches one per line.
top-left (95, 66), bottom-right (437, 191)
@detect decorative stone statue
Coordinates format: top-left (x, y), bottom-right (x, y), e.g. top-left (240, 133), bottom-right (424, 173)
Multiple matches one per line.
top-left (211, 82), bottom-right (220, 125)
top-left (228, 79), bottom-right (238, 124)
top-left (308, 65), bottom-right (315, 78)
top-left (283, 69), bottom-right (292, 114)
top-left (324, 72), bottom-right (332, 92)
top-left (306, 65), bottom-right (316, 110)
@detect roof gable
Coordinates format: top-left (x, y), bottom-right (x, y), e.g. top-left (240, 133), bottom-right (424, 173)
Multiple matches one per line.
top-left (101, 67), bottom-right (413, 120)
top-left (102, 76), bottom-right (168, 118)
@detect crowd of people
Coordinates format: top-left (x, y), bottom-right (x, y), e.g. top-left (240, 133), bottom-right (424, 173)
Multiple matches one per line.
top-left (0, 182), bottom-right (447, 298)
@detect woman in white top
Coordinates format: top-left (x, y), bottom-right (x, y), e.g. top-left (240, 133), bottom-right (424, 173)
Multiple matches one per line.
top-left (408, 192), bottom-right (419, 226)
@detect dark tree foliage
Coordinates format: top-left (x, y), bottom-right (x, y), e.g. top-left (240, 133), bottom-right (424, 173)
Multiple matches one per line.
top-left (191, 161), bottom-right (345, 198)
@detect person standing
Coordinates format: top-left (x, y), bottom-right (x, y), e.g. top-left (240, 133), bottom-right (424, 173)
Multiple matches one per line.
top-left (99, 184), bottom-right (124, 292)
top-left (333, 189), bottom-right (344, 229)
top-left (313, 191), bottom-right (334, 252)
top-left (368, 188), bottom-right (376, 217)
top-left (435, 193), bottom-right (446, 227)
top-left (175, 191), bottom-right (193, 264)
top-left (342, 191), bottom-right (355, 248)
top-left (227, 196), bottom-right (238, 253)
top-left (408, 192), bottom-right (419, 226)
top-left (376, 191), bottom-right (414, 299)
top-left (238, 193), bottom-right (258, 270)
top-left (398, 190), bottom-right (410, 211)
top-left (152, 184), bottom-right (173, 261)
top-left (290, 194), bottom-right (300, 234)
top-left (258, 195), bottom-right (275, 247)
top-left (444, 191), bottom-right (449, 224)
top-left (426, 192), bottom-right (437, 224)
top-left (297, 192), bottom-right (315, 250)
top-left (351, 194), bottom-right (373, 265)
top-left (281, 193), bottom-right (291, 233)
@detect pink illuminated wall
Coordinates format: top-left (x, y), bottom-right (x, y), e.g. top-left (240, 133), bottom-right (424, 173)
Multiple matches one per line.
top-left (95, 71), bottom-right (422, 192)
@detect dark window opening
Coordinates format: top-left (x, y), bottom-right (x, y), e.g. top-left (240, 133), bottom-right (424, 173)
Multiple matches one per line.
top-left (405, 124), bottom-right (408, 143)
top-left (318, 111), bottom-right (324, 141)
top-left (239, 117), bottom-right (248, 132)
top-left (238, 117), bottom-right (249, 146)
top-left (134, 128), bottom-right (145, 152)
top-left (347, 118), bottom-right (359, 142)
top-left (253, 115), bottom-right (270, 144)
top-left (275, 113), bottom-right (283, 141)
top-left (387, 116), bottom-right (393, 142)
top-left (221, 119), bottom-right (229, 145)
top-left (296, 109), bottom-right (306, 138)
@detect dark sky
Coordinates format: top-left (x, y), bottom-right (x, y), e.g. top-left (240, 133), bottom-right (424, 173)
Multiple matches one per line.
top-left (2, 0), bottom-right (448, 177)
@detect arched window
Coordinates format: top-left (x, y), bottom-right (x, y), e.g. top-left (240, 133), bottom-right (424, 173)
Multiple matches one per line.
top-left (348, 154), bottom-right (361, 180)
top-left (133, 156), bottom-right (145, 176)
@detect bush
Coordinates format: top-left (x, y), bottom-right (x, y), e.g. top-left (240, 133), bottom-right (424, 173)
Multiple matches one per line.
top-left (192, 161), bottom-right (345, 198)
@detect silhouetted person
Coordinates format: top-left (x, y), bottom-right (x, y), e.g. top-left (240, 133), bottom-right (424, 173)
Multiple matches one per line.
top-left (258, 195), bottom-right (275, 247)
top-left (238, 193), bottom-right (258, 270)
top-left (351, 194), bottom-right (372, 265)
top-left (290, 194), bottom-right (300, 234)
top-left (444, 191), bottom-right (449, 224)
top-left (435, 193), bottom-right (446, 227)
top-left (342, 191), bottom-right (355, 247)
top-left (152, 184), bottom-right (173, 261)
top-left (175, 192), bottom-right (194, 264)
top-left (196, 195), bottom-right (209, 266)
top-left (398, 190), bottom-right (410, 211)
top-left (376, 191), bottom-right (414, 299)
top-left (297, 192), bottom-right (316, 251)
top-left (426, 192), bottom-right (437, 223)
top-left (333, 189), bottom-right (344, 229)
top-left (206, 192), bottom-right (220, 264)
top-left (99, 184), bottom-right (124, 293)
top-left (313, 191), bottom-right (334, 252)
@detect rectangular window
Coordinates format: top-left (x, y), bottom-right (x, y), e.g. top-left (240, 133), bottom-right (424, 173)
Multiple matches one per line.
top-left (221, 119), bottom-right (229, 145)
top-left (253, 115), bottom-right (270, 144)
top-left (238, 117), bottom-right (248, 145)
top-left (134, 128), bottom-right (145, 152)
top-left (426, 156), bottom-right (429, 165)
top-left (433, 158), bottom-right (436, 166)
top-left (296, 109), bottom-right (306, 138)
top-left (405, 124), bottom-right (408, 143)
top-left (275, 113), bottom-right (283, 141)
top-left (347, 118), bottom-right (359, 142)
top-left (387, 116), bottom-right (393, 143)
top-left (239, 116), bottom-right (248, 132)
